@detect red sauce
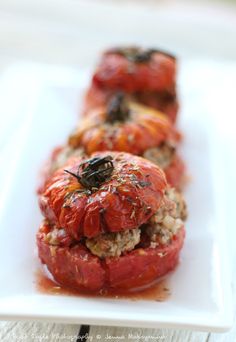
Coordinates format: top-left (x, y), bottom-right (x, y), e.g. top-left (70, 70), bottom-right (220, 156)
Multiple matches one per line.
top-left (35, 268), bottom-right (171, 301)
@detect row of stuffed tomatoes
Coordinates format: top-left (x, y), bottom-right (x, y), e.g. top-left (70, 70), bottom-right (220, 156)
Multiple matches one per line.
top-left (37, 47), bottom-right (187, 293)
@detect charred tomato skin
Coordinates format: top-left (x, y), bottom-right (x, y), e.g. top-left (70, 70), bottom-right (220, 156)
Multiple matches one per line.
top-left (37, 222), bottom-right (185, 291)
top-left (39, 151), bottom-right (167, 240)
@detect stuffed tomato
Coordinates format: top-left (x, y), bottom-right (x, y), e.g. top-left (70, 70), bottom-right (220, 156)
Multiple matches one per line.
top-left (69, 95), bottom-right (185, 189)
top-left (37, 151), bottom-right (186, 291)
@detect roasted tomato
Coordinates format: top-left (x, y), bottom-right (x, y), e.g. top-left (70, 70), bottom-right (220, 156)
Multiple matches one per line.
top-left (37, 158), bottom-right (187, 291)
top-left (70, 98), bottom-right (180, 154)
top-left (93, 47), bottom-right (176, 93)
top-left (83, 47), bottom-right (178, 122)
top-left (70, 96), bottom-right (184, 189)
top-left (37, 222), bottom-right (185, 291)
top-left (39, 151), bottom-right (167, 240)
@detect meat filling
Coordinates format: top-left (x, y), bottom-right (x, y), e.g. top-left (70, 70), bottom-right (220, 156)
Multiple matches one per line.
top-left (143, 143), bottom-right (176, 169)
top-left (146, 188), bottom-right (187, 247)
top-left (85, 228), bottom-right (141, 258)
top-left (44, 226), bottom-right (74, 247)
top-left (85, 188), bottom-right (186, 257)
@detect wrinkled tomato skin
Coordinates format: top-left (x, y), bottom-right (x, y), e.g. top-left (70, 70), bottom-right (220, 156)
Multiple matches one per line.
top-left (37, 223), bottom-right (185, 291)
top-left (93, 52), bottom-right (176, 93)
top-left (39, 152), bottom-right (167, 240)
top-left (165, 155), bottom-right (185, 190)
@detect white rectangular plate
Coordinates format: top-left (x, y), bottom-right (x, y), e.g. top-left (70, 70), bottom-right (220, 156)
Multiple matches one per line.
top-left (0, 61), bottom-right (233, 332)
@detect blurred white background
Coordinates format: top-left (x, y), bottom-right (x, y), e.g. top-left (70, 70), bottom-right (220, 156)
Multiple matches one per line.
top-left (0, 0), bottom-right (236, 69)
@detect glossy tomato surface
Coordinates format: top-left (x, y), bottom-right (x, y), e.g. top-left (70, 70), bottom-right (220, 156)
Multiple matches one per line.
top-left (39, 152), bottom-right (167, 240)
top-left (70, 102), bottom-right (181, 155)
top-left (93, 50), bottom-right (176, 93)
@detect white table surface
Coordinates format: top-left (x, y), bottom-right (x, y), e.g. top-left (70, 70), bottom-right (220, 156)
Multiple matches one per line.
top-left (0, 1), bottom-right (236, 340)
